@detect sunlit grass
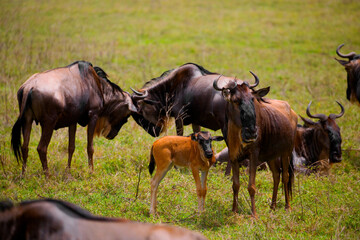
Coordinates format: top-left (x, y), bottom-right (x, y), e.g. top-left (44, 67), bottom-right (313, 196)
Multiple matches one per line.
top-left (0, 0), bottom-right (359, 239)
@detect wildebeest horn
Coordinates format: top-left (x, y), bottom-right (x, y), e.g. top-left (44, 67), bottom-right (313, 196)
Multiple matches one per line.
top-left (130, 87), bottom-right (148, 100)
top-left (306, 101), bottom-right (328, 121)
top-left (336, 44), bottom-right (357, 59)
top-left (329, 101), bottom-right (345, 119)
top-left (249, 71), bottom-right (259, 89)
top-left (213, 75), bottom-right (224, 91)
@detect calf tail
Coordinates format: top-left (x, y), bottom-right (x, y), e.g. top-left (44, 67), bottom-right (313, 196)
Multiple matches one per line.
top-left (288, 153), bottom-right (294, 198)
top-left (11, 88), bottom-right (31, 164)
top-left (149, 146), bottom-right (156, 175)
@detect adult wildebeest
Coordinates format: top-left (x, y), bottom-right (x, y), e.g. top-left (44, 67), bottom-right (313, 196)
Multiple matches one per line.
top-left (213, 72), bottom-right (298, 217)
top-left (11, 61), bottom-right (137, 177)
top-left (149, 131), bottom-right (223, 215)
top-left (335, 44), bottom-right (360, 106)
top-left (0, 199), bottom-right (207, 240)
top-left (130, 63), bottom-right (226, 137)
top-left (294, 101), bottom-right (344, 173)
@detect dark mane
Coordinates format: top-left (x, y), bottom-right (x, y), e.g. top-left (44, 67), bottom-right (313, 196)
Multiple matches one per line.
top-left (93, 66), bottom-right (123, 92)
top-left (142, 63), bottom-right (216, 89)
top-left (19, 199), bottom-right (126, 222)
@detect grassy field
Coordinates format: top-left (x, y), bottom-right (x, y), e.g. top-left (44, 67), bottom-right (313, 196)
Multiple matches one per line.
top-left (1, 0), bottom-right (360, 239)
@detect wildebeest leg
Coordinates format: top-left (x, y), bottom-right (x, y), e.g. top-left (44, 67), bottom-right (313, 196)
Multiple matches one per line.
top-left (21, 116), bottom-right (32, 176)
top-left (150, 162), bottom-right (173, 215)
top-left (248, 153), bottom-right (258, 218)
top-left (231, 159), bottom-right (240, 213)
top-left (281, 155), bottom-right (291, 210)
top-left (175, 118), bottom-right (183, 136)
top-left (67, 124), bottom-right (77, 169)
top-left (87, 117), bottom-right (98, 171)
top-left (192, 124), bottom-right (201, 133)
top-left (267, 158), bottom-right (280, 210)
top-left (37, 123), bottom-right (55, 177)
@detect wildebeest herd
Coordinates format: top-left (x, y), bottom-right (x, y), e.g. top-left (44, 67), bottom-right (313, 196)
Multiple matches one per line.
top-left (2, 44), bottom-right (358, 239)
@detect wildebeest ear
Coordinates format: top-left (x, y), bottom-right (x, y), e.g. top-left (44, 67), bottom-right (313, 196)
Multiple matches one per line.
top-left (252, 86), bottom-right (270, 99)
top-left (299, 115), bottom-right (316, 126)
top-left (335, 58), bottom-right (349, 66)
top-left (125, 96), bottom-right (138, 113)
top-left (144, 99), bottom-right (160, 105)
top-left (211, 136), bottom-right (224, 141)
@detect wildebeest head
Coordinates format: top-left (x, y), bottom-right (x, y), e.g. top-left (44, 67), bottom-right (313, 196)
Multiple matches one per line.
top-left (213, 72), bottom-right (269, 144)
top-left (190, 131), bottom-right (224, 158)
top-left (131, 88), bottom-right (168, 133)
top-left (93, 67), bottom-right (138, 140)
top-left (335, 44), bottom-right (360, 104)
top-left (300, 101), bottom-right (344, 163)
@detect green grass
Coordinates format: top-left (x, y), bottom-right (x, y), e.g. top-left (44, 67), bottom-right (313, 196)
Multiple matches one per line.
top-left (1, 0), bottom-right (360, 239)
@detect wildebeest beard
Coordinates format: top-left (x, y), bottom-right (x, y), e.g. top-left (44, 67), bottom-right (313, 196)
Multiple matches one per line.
top-left (239, 100), bottom-right (257, 143)
top-left (327, 126), bottom-right (342, 163)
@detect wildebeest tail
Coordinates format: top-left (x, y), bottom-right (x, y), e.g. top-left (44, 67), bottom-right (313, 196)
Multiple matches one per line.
top-left (149, 146), bottom-right (156, 175)
top-left (288, 154), bottom-right (294, 198)
top-left (11, 88), bottom-right (31, 164)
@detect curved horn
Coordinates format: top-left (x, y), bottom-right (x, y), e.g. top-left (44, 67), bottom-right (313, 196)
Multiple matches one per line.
top-left (336, 44), bottom-right (357, 59)
top-left (130, 88), bottom-right (148, 100)
top-left (249, 71), bottom-right (259, 89)
top-left (213, 75), bottom-right (224, 91)
top-left (329, 101), bottom-right (345, 119)
top-left (306, 101), bottom-right (328, 121)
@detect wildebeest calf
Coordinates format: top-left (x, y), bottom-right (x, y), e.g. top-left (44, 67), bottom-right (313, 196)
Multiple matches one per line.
top-left (0, 199), bottom-right (207, 240)
top-left (149, 131), bottom-right (223, 215)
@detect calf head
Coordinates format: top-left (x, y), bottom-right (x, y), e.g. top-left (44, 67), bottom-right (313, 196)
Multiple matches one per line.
top-left (335, 44), bottom-right (360, 104)
top-left (300, 101), bottom-right (344, 163)
top-left (213, 72), bottom-right (269, 144)
top-left (190, 131), bottom-right (223, 158)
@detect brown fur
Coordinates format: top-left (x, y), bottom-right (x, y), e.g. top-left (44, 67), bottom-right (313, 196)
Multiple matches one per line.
top-left (11, 61), bottom-right (137, 177)
top-left (0, 199), bottom-right (207, 240)
top-left (148, 133), bottom-right (220, 215)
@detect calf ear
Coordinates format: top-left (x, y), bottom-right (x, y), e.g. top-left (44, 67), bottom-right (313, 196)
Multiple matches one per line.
top-left (252, 87), bottom-right (270, 99)
top-left (190, 133), bottom-right (197, 141)
top-left (335, 58), bottom-right (349, 66)
top-left (211, 136), bottom-right (224, 141)
top-left (300, 115), bottom-right (316, 126)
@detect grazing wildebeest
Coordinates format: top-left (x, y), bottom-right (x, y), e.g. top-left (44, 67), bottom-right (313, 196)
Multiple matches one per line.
top-left (0, 199), bottom-right (207, 240)
top-left (149, 131), bottom-right (223, 215)
top-left (11, 61), bottom-right (137, 177)
top-left (335, 44), bottom-right (360, 106)
top-left (294, 101), bottom-right (344, 173)
top-left (213, 72), bottom-right (298, 217)
top-left (130, 63), bottom-right (226, 137)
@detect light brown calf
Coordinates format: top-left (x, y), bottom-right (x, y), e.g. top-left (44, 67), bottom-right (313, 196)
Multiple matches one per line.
top-left (149, 131), bottom-right (223, 215)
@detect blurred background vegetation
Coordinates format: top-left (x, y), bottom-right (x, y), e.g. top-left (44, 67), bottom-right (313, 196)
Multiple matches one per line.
top-left (0, 0), bottom-right (359, 239)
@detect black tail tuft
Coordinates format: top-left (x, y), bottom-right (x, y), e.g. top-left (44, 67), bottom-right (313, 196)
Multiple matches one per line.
top-left (11, 118), bottom-right (23, 163)
top-left (288, 154), bottom-right (294, 198)
top-left (149, 146), bottom-right (155, 175)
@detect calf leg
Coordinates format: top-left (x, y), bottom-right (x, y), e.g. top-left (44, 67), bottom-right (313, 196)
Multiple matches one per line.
top-left (192, 168), bottom-right (208, 212)
top-left (150, 162), bottom-right (173, 215)
top-left (67, 124), bottom-right (77, 169)
top-left (37, 123), bottom-right (55, 178)
top-left (268, 158), bottom-right (281, 210)
top-left (200, 170), bottom-right (208, 211)
top-left (21, 116), bottom-right (32, 176)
